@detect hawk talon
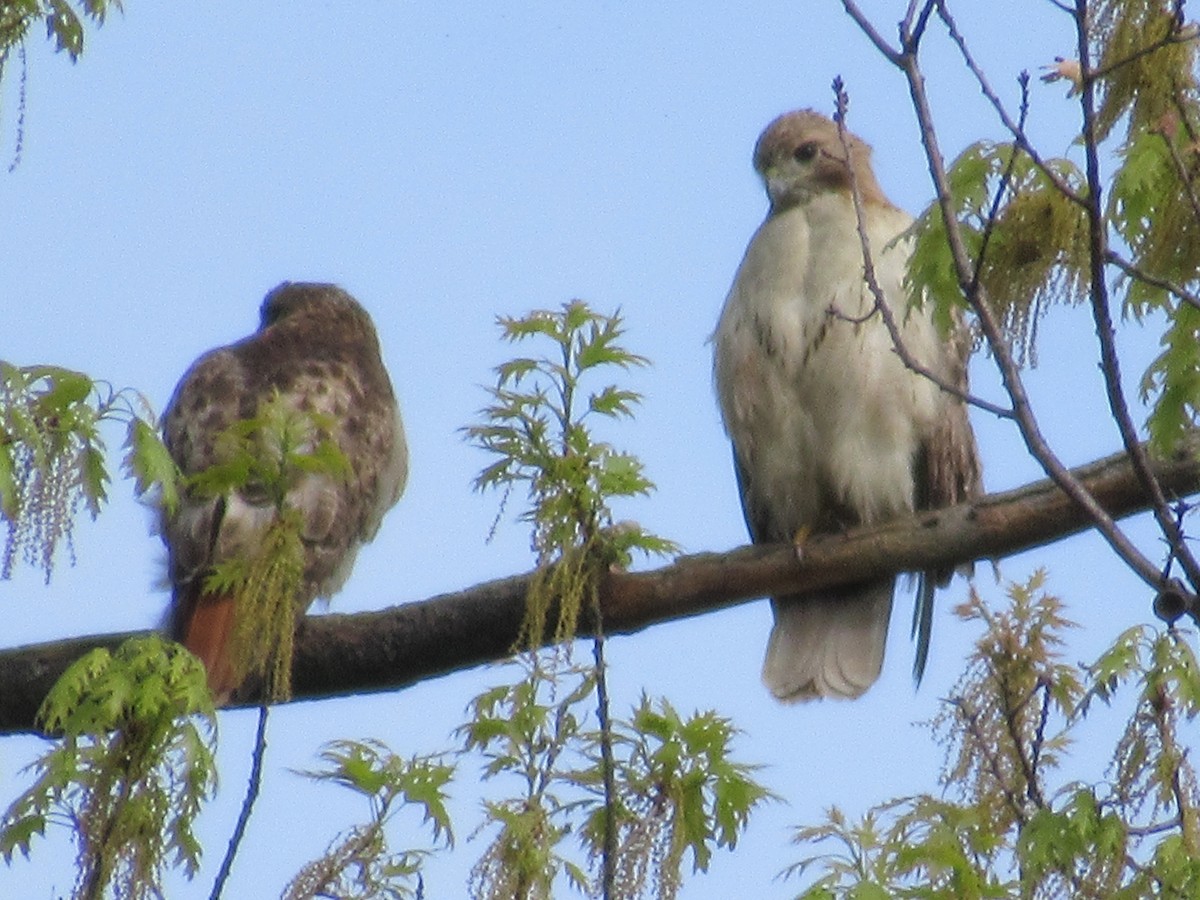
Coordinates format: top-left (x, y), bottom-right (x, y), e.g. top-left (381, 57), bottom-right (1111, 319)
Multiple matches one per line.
top-left (791, 524), bottom-right (812, 563)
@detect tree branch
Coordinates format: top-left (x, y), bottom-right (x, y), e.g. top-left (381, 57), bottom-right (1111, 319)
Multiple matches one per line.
top-left (1105, 249), bottom-right (1200, 313)
top-left (935, 0), bottom-right (1087, 209)
top-left (1, 439), bottom-right (1198, 735)
top-left (874, 8), bottom-right (1171, 594)
top-left (830, 77), bottom-right (1014, 421)
top-left (1071, 0), bottom-right (1200, 592)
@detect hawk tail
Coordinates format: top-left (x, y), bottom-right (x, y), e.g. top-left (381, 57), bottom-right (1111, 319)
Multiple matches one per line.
top-left (174, 588), bottom-right (240, 703)
top-left (762, 579), bottom-right (894, 702)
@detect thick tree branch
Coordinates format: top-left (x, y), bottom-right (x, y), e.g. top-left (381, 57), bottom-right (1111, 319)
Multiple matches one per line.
top-left (1, 438), bottom-right (1198, 735)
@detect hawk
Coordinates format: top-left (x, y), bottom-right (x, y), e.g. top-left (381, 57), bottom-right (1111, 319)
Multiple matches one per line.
top-left (712, 110), bottom-right (981, 701)
top-left (160, 282), bottom-right (407, 702)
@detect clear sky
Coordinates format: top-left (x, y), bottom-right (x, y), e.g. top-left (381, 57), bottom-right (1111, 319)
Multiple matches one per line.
top-left (2, 2), bottom-right (1193, 897)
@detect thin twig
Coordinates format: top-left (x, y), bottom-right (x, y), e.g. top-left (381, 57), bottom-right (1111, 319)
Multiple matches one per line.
top-left (936, 0), bottom-right (1088, 209)
top-left (1072, 0), bottom-right (1200, 592)
top-left (590, 609), bottom-right (616, 900)
top-left (970, 74), bottom-right (1031, 295)
top-left (1088, 17), bottom-right (1200, 83)
top-left (1105, 249), bottom-right (1200, 313)
top-left (900, 0), bottom-right (939, 49)
top-left (831, 78), bottom-right (1014, 421)
top-left (951, 697), bottom-right (1030, 825)
top-left (1027, 680), bottom-right (1053, 803)
top-left (210, 703), bottom-right (270, 900)
top-left (1156, 121), bottom-right (1200, 225)
top-left (1149, 655), bottom-right (1197, 851)
top-left (992, 661), bottom-right (1046, 810)
top-left (841, 0), bottom-right (903, 63)
top-left (1126, 816), bottom-right (1185, 838)
top-left (844, 0), bottom-right (1172, 592)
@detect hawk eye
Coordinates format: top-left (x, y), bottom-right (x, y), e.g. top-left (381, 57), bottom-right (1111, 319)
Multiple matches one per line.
top-left (793, 142), bottom-right (818, 163)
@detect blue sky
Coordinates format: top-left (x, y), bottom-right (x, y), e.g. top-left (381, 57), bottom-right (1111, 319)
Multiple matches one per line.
top-left (2, 2), bottom-right (1193, 897)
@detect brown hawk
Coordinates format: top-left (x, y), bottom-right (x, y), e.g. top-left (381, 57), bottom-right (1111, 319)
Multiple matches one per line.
top-left (712, 110), bottom-right (981, 701)
top-left (160, 282), bottom-right (407, 702)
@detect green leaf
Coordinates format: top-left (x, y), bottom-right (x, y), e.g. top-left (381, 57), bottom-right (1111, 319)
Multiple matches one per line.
top-left (2, 636), bottom-right (216, 897)
top-left (465, 300), bottom-right (676, 647)
top-left (0, 441), bottom-right (17, 520)
top-left (588, 385), bottom-right (642, 418)
top-left (44, 0), bottom-right (84, 60)
top-left (80, 445), bottom-right (108, 516)
top-left (125, 417), bottom-right (181, 516)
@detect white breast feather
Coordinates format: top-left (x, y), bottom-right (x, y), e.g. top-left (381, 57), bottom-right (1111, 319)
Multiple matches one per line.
top-left (714, 193), bottom-right (944, 536)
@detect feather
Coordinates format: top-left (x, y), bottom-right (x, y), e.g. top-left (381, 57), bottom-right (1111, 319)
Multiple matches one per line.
top-left (177, 589), bottom-right (239, 703)
top-left (764, 581), bottom-right (895, 701)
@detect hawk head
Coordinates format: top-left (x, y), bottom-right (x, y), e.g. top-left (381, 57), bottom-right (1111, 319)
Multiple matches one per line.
top-left (752, 109), bottom-right (888, 212)
top-left (260, 281), bottom-right (380, 340)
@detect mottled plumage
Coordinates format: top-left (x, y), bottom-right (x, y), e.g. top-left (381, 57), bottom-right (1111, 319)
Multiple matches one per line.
top-left (713, 110), bottom-right (980, 701)
top-left (161, 282), bottom-right (407, 701)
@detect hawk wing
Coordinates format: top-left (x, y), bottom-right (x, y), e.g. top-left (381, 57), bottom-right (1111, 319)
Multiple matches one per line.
top-left (912, 318), bottom-right (982, 678)
top-left (161, 282), bottom-right (407, 702)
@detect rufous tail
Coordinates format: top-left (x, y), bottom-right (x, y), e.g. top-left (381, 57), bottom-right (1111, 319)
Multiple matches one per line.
top-left (179, 592), bottom-right (239, 704)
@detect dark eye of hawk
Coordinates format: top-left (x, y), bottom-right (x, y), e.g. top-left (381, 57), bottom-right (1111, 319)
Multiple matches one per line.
top-left (793, 142), bottom-right (818, 163)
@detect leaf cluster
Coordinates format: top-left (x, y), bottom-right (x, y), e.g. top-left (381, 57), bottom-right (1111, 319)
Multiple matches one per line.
top-left (186, 390), bottom-right (350, 513)
top-left (191, 392), bottom-right (351, 701)
top-left (0, 362), bottom-right (173, 583)
top-left (465, 301), bottom-right (678, 647)
top-left (204, 509), bottom-right (306, 702)
top-left (0, 635), bottom-right (217, 900)
top-left (458, 658), bottom-right (772, 900)
top-left (284, 739), bottom-right (454, 900)
top-left (906, 144), bottom-right (1089, 365)
top-left (1090, 0), bottom-right (1200, 458)
top-left (1090, 0), bottom-right (1199, 143)
top-left (1112, 113), bottom-right (1200, 452)
top-left (576, 695), bottom-right (776, 900)
top-left (788, 573), bottom-right (1200, 898)
top-left (460, 658), bottom-right (596, 899)
top-left (0, 0), bottom-right (121, 65)
top-left (900, 0), bottom-right (1200, 454)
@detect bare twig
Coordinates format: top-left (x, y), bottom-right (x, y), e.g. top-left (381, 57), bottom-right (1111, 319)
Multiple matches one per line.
top-left (1127, 817), bottom-right (1185, 838)
top-left (210, 704), bottom-right (270, 900)
top-left (1072, 0), bottom-right (1200, 592)
top-left (590, 610), bottom-right (616, 900)
top-left (1027, 679), bottom-right (1053, 791)
top-left (900, 0), bottom-right (939, 49)
top-left (830, 78), bottom-right (1014, 421)
top-left (839, 0), bottom-right (1172, 593)
top-left (841, 0), bottom-right (903, 63)
top-left (970, 74), bottom-right (1032, 295)
top-left (1105, 250), bottom-right (1200, 313)
top-left (936, 0), bottom-right (1088, 209)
